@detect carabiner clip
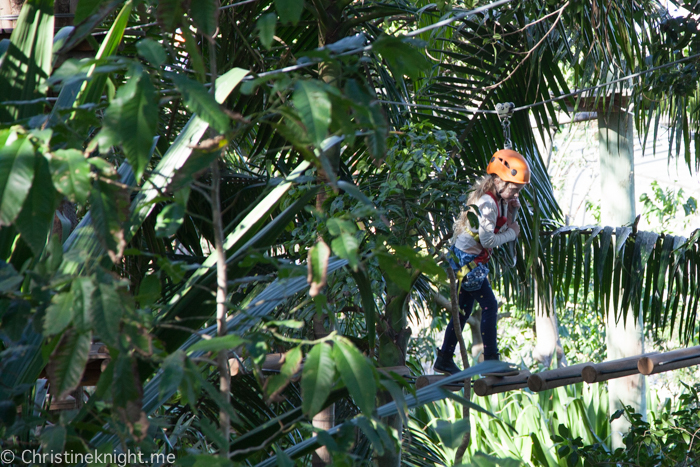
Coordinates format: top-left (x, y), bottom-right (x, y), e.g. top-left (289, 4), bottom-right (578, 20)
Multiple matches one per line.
top-left (495, 102), bottom-right (515, 149)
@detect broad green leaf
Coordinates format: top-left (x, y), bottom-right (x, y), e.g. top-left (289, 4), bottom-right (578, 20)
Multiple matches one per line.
top-left (159, 351), bottom-right (185, 400)
top-left (293, 80), bottom-right (331, 148)
top-left (265, 346), bottom-right (303, 399)
top-left (257, 13), bottom-right (276, 51)
top-left (326, 218), bottom-right (356, 236)
top-left (15, 153), bottom-right (57, 255)
top-left (435, 418), bottom-right (470, 449)
top-left (187, 335), bottom-right (247, 354)
top-left (155, 203), bottom-right (185, 238)
top-left (307, 239), bottom-right (330, 297)
top-left (113, 352), bottom-right (141, 408)
top-left (44, 292), bottom-right (74, 336)
top-left (71, 277), bottom-right (95, 332)
top-left (333, 338), bottom-right (376, 416)
top-left (372, 36), bottom-right (429, 81)
top-left (301, 343), bottom-right (335, 416)
top-left (50, 149), bottom-right (91, 204)
top-left (331, 233), bottom-right (359, 271)
top-left (98, 65), bottom-right (158, 182)
top-left (136, 274), bottom-right (161, 308)
top-left (180, 358), bottom-right (201, 408)
top-left (74, 0), bottom-right (106, 24)
top-left (46, 330), bottom-right (91, 400)
top-left (376, 252), bottom-right (413, 292)
top-left (0, 137), bottom-right (35, 227)
top-left (355, 417), bottom-right (385, 455)
top-left (89, 179), bottom-right (129, 264)
top-left (190, 0), bottom-right (219, 38)
top-left (393, 245), bottom-right (446, 280)
top-left (92, 281), bottom-right (124, 346)
top-left (171, 73), bottom-right (230, 134)
top-left (0, 0), bottom-right (54, 121)
top-left (136, 38), bottom-right (166, 67)
top-left (156, 0), bottom-right (186, 32)
top-left (0, 263), bottom-right (23, 293)
top-left (274, 0), bottom-right (303, 25)
top-left (40, 425), bottom-right (66, 454)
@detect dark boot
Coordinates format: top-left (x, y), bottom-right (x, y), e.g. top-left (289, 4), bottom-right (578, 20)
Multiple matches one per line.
top-left (483, 353), bottom-right (500, 361)
top-left (434, 349), bottom-right (461, 375)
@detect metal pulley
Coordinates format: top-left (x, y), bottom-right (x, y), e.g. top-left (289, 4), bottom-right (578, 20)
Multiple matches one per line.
top-left (495, 102), bottom-right (515, 149)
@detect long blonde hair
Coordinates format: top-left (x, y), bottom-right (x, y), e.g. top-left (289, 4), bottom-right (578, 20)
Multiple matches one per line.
top-left (452, 174), bottom-right (498, 240)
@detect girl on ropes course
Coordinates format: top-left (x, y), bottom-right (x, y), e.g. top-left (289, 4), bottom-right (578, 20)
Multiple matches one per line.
top-left (433, 149), bottom-right (530, 375)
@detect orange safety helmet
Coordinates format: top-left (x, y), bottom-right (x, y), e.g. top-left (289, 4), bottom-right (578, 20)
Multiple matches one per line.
top-left (487, 149), bottom-right (531, 184)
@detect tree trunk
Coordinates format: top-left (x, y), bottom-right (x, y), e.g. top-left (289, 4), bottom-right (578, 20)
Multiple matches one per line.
top-left (312, 314), bottom-right (334, 466)
top-left (598, 108), bottom-right (645, 449)
top-left (532, 285), bottom-right (567, 369)
top-left (376, 273), bottom-right (416, 467)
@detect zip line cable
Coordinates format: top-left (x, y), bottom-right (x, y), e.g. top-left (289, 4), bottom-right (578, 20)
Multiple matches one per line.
top-left (379, 52), bottom-right (700, 116)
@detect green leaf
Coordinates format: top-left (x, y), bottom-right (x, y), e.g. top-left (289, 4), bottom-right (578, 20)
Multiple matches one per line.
top-left (331, 233), bottom-right (359, 271)
top-left (157, 0), bottom-right (186, 32)
top-left (179, 358), bottom-right (201, 408)
top-left (0, 0), bottom-right (54, 121)
top-left (257, 13), bottom-right (276, 51)
top-left (435, 418), bottom-right (470, 449)
top-left (376, 252), bottom-right (413, 292)
top-left (307, 239), bottom-right (330, 297)
top-left (136, 274), bottom-right (161, 308)
top-left (113, 352), bottom-right (141, 408)
top-left (74, 0), bottom-right (106, 24)
top-left (98, 65), bottom-right (158, 182)
top-left (155, 203), bottom-right (185, 238)
top-left (393, 245), bottom-right (446, 280)
top-left (89, 179), bottom-right (129, 263)
top-left (274, 0), bottom-right (303, 25)
top-left (136, 38), bottom-right (167, 67)
top-left (266, 346), bottom-right (303, 399)
top-left (171, 73), bottom-right (230, 134)
top-left (333, 338), bottom-right (376, 416)
top-left (44, 292), bottom-right (74, 336)
top-left (46, 330), bottom-right (91, 400)
top-left (49, 149), bottom-right (91, 204)
top-left (15, 153), bottom-right (57, 255)
top-left (71, 276), bottom-right (96, 332)
top-left (187, 335), bottom-right (247, 354)
top-left (40, 425), bottom-right (66, 454)
top-left (180, 27), bottom-right (207, 83)
top-left (92, 281), bottom-right (124, 346)
top-left (301, 343), bottom-right (335, 416)
top-left (351, 269), bottom-right (376, 353)
top-left (293, 80), bottom-right (331, 148)
top-left (0, 137), bottom-right (36, 227)
top-left (0, 263), bottom-right (23, 293)
top-left (190, 0), bottom-right (219, 38)
top-left (372, 36), bottom-right (429, 81)
top-left (159, 351), bottom-right (185, 400)
top-left (76, 1), bottom-right (132, 105)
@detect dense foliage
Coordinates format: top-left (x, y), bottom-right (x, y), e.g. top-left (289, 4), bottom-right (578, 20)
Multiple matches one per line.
top-left (0, 0), bottom-right (699, 465)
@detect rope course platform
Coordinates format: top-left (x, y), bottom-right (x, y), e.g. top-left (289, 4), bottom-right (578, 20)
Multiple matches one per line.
top-left (420, 345), bottom-right (700, 396)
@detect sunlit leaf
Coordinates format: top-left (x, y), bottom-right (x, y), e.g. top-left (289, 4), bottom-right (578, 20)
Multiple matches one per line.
top-left (301, 342), bottom-right (335, 416)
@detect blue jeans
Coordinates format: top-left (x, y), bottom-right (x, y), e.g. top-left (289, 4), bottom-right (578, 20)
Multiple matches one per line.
top-left (440, 278), bottom-right (499, 359)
